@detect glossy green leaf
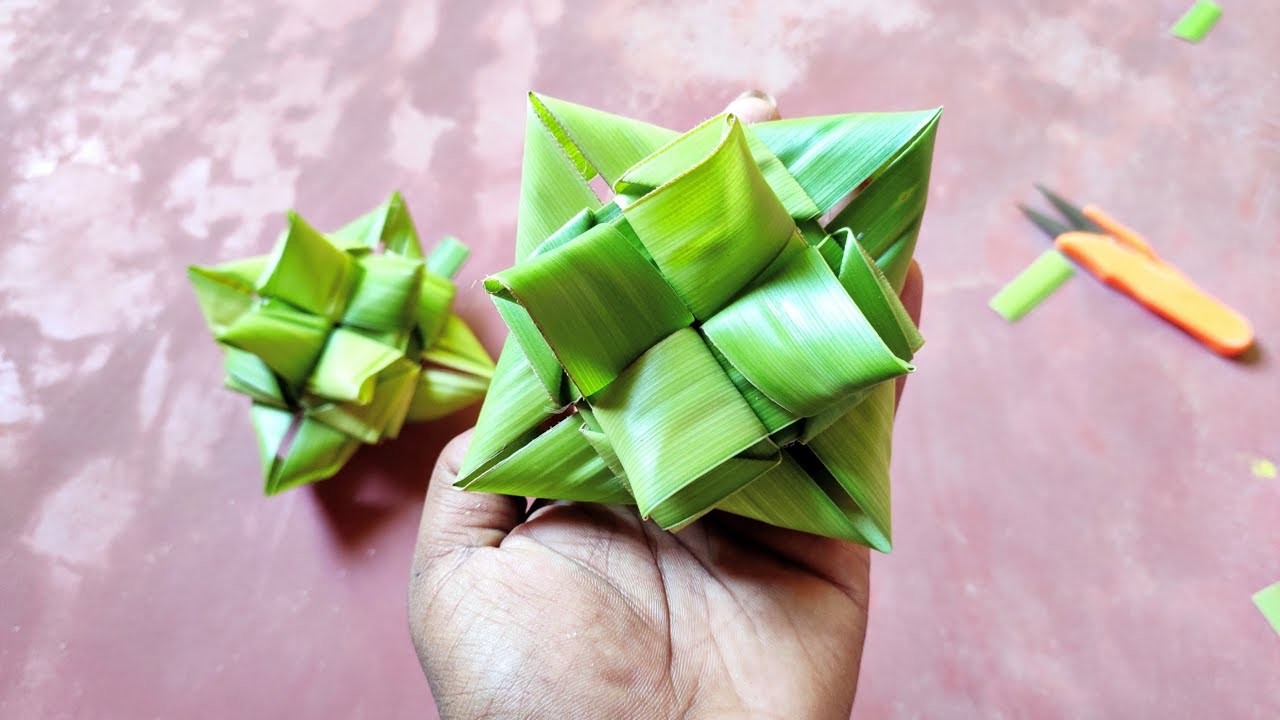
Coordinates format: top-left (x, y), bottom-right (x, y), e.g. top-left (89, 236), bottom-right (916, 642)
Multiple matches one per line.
top-left (256, 212), bottom-right (357, 320)
top-left (530, 93), bottom-right (678, 186)
top-left (589, 330), bottom-right (778, 528)
top-left (459, 95), bottom-right (941, 547)
top-left (702, 243), bottom-right (911, 416)
top-left (458, 416), bottom-right (633, 505)
top-left (824, 109), bottom-right (941, 291)
top-left (422, 314), bottom-right (498, 379)
top-left (486, 223), bottom-right (693, 396)
top-left (717, 453), bottom-right (875, 545)
top-left (217, 301), bottom-right (331, 387)
top-left (406, 367), bottom-right (492, 423)
top-left (457, 339), bottom-right (560, 478)
top-left (190, 194), bottom-right (494, 493)
top-left (342, 253), bottom-right (424, 333)
top-left (621, 116), bottom-right (795, 319)
top-left (804, 382), bottom-right (898, 551)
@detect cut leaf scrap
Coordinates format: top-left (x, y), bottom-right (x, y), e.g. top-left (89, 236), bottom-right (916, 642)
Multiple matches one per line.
top-left (190, 193), bottom-right (495, 494)
top-left (989, 249), bottom-right (1077, 322)
top-left (1255, 582), bottom-right (1280, 637)
top-left (1170, 0), bottom-right (1222, 43)
top-left (458, 94), bottom-right (941, 549)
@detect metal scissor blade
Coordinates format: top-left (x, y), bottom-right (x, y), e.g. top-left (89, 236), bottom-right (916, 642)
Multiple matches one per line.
top-left (1019, 204), bottom-right (1072, 240)
top-left (1035, 184), bottom-right (1105, 233)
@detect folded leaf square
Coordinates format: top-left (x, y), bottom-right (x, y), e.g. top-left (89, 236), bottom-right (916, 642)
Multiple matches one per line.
top-left (591, 329), bottom-right (777, 529)
top-left (703, 243), bottom-right (911, 417)
top-left (458, 94), bottom-right (941, 549)
top-left (190, 193), bottom-right (495, 494)
top-left (620, 117), bottom-right (795, 320)
top-left (485, 223), bottom-right (693, 397)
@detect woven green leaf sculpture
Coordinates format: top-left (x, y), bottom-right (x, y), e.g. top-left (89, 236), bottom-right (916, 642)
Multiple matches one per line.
top-left (458, 94), bottom-right (941, 550)
top-left (190, 193), bottom-right (494, 494)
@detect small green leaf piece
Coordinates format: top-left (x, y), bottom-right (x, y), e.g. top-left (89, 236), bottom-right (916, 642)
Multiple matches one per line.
top-left (1170, 0), bottom-right (1222, 43)
top-left (1254, 582), bottom-right (1280, 637)
top-left (989, 249), bottom-right (1077, 322)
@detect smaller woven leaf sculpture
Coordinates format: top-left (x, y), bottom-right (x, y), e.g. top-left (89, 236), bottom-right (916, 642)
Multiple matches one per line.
top-left (457, 95), bottom-right (941, 550)
top-left (190, 193), bottom-right (495, 494)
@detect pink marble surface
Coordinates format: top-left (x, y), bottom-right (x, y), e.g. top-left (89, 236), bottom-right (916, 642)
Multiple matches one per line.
top-left (3, 1), bottom-right (1279, 717)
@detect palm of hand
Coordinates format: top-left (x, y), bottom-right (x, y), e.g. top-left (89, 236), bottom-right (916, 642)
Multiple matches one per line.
top-left (412, 477), bottom-right (870, 720)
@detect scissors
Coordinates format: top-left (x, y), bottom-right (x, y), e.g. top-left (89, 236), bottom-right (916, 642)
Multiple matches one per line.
top-left (1021, 185), bottom-right (1254, 358)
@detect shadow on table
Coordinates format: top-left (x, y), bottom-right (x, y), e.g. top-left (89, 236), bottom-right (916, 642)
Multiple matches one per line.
top-left (1234, 340), bottom-right (1268, 369)
top-left (308, 407), bottom-right (480, 552)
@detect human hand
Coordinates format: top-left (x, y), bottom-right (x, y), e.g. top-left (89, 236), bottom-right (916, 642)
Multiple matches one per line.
top-left (409, 92), bottom-right (925, 720)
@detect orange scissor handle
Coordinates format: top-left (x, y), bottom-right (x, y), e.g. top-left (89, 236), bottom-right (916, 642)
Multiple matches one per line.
top-left (1081, 205), bottom-right (1161, 262)
top-left (1055, 232), bottom-right (1254, 357)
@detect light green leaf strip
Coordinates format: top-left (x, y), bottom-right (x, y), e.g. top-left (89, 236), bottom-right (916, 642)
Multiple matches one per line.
top-left (873, 218), bottom-right (924, 302)
top-left (823, 110), bottom-right (941, 273)
top-left (829, 229), bottom-right (924, 359)
top-left (217, 300), bottom-right (332, 388)
top-left (422, 314), bottom-right (497, 380)
top-left (989, 249), bottom-right (1076, 322)
top-left (189, 193), bottom-right (494, 494)
top-left (407, 367), bottom-right (492, 423)
top-left (457, 339), bottom-right (560, 479)
top-left (308, 359), bottom-right (420, 442)
top-left (1170, 0), bottom-right (1222, 43)
top-left (342, 254), bottom-right (424, 333)
top-left (530, 93), bottom-right (679, 186)
top-left (268, 417), bottom-right (362, 495)
top-left (256, 212), bottom-right (358, 320)
top-left (1255, 582), bottom-right (1280, 637)
top-left (704, 340), bottom-right (798, 435)
top-left (578, 421), bottom-right (630, 488)
top-left (416, 273), bottom-right (457, 347)
top-left (486, 223), bottom-right (693, 397)
top-left (515, 97), bottom-right (604, 262)
top-left (490, 293), bottom-right (569, 403)
top-left (589, 329), bottom-right (778, 529)
top-left (251, 406), bottom-right (363, 496)
top-left (426, 236), bottom-right (469, 279)
top-left (702, 245), bottom-right (911, 417)
top-left (718, 453), bottom-right (874, 545)
top-left (752, 109), bottom-right (941, 214)
top-left (460, 417), bottom-right (634, 505)
top-left (463, 95), bottom-right (942, 548)
top-left (307, 328), bottom-right (411, 405)
top-left (188, 261), bottom-right (262, 335)
top-left (742, 125), bottom-right (821, 220)
top-left (222, 346), bottom-right (289, 408)
top-left (620, 116), bottom-right (795, 319)
top-left (803, 382), bottom-right (898, 551)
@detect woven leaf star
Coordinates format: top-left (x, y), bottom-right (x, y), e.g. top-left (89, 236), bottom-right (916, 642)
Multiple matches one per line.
top-left (457, 94), bottom-right (941, 549)
top-left (190, 193), bottom-right (494, 494)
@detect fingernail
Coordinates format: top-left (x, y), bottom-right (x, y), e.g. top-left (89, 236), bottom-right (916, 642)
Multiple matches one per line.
top-left (726, 90), bottom-right (780, 124)
top-left (734, 89), bottom-right (778, 112)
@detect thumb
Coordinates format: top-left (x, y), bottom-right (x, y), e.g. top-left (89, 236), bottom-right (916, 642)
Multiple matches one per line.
top-left (413, 429), bottom-right (525, 560)
top-left (895, 260), bottom-right (924, 409)
top-left (725, 90), bottom-right (780, 124)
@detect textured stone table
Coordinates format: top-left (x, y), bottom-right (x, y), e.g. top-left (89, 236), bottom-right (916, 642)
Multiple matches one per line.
top-left (3, 1), bottom-right (1277, 718)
